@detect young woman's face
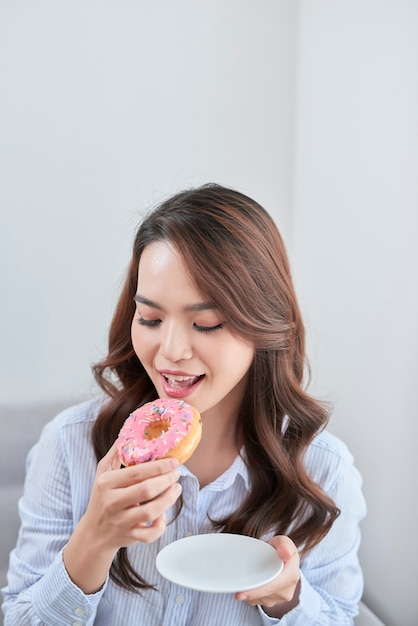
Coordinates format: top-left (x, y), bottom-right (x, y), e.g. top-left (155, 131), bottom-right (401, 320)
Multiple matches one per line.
top-left (131, 241), bottom-right (255, 422)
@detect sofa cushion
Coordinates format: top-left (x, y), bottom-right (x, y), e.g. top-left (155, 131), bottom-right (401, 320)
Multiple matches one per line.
top-left (0, 402), bottom-right (71, 593)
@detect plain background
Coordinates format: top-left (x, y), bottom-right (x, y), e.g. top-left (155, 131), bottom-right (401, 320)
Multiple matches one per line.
top-left (1, 2), bottom-right (417, 624)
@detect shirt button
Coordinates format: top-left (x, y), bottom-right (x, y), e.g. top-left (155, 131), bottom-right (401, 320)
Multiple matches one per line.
top-left (184, 531), bottom-right (193, 537)
top-left (72, 622), bottom-right (83, 626)
top-left (75, 608), bottom-right (85, 617)
top-left (175, 594), bottom-right (185, 605)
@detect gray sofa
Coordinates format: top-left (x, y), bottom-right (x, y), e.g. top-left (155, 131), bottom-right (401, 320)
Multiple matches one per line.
top-left (0, 402), bottom-right (69, 599)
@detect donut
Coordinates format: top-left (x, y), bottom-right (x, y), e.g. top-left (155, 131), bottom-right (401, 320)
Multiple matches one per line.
top-left (117, 398), bottom-right (202, 466)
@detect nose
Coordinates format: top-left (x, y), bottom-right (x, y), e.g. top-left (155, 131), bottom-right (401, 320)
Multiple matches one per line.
top-left (158, 321), bottom-right (193, 362)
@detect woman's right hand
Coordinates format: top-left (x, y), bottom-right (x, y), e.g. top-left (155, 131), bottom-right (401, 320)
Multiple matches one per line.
top-left (87, 442), bottom-right (182, 547)
top-left (63, 442), bottom-right (182, 593)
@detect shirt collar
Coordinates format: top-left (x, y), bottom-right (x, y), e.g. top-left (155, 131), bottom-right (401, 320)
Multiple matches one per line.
top-left (179, 447), bottom-right (250, 491)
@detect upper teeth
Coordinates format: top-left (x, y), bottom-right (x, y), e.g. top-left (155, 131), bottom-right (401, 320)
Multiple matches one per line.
top-left (165, 375), bottom-right (195, 382)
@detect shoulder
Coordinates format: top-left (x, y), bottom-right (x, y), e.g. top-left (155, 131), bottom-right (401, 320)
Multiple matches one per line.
top-left (21, 398), bottom-right (109, 522)
top-left (31, 396), bottom-right (107, 457)
top-left (304, 428), bottom-right (358, 492)
top-left (25, 397), bottom-right (109, 488)
top-left (308, 428), bottom-right (353, 462)
top-left (41, 396), bottom-right (106, 433)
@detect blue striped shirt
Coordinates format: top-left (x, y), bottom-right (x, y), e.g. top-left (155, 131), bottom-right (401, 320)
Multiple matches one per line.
top-left (2, 399), bottom-right (366, 625)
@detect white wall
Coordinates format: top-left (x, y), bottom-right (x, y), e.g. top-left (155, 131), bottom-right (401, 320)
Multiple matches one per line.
top-left (0, 0), bottom-right (297, 405)
top-left (293, 2), bottom-right (418, 625)
top-left (2, 2), bottom-right (416, 624)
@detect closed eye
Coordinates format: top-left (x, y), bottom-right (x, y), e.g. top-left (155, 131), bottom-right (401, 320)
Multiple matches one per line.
top-left (137, 317), bottom-right (223, 332)
top-left (138, 317), bottom-right (161, 328)
top-left (193, 322), bottom-right (224, 333)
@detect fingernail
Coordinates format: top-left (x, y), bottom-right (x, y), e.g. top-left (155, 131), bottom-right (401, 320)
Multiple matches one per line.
top-left (169, 458), bottom-right (179, 469)
top-left (173, 483), bottom-right (182, 495)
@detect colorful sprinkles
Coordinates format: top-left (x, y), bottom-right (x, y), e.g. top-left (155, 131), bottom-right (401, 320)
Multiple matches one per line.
top-left (117, 398), bottom-right (195, 464)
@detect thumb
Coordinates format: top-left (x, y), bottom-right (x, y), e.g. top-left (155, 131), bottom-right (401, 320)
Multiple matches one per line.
top-left (268, 535), bottom-right (299, 564)
top-left (98, 440), bottom-right (122, 473)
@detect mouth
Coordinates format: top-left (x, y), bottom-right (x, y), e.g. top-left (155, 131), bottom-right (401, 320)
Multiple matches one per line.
top-left (159, 371), bottom-right (204, 399)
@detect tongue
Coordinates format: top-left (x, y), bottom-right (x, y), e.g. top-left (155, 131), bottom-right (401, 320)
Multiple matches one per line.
top-left (167, 376), bottom-right (200, 389)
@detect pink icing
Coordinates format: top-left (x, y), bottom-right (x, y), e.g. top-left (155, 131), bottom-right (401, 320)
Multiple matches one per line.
top-left (117, 398), bottom-right (195, 464)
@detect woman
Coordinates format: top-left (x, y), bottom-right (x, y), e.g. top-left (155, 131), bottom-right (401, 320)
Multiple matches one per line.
top-left (2, 183), bottom-right (366, 625)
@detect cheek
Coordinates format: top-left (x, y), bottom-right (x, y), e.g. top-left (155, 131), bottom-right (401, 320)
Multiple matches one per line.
top-left (236, 347), bottom-right (255, 378)
top-left (131, 318), bottom-right (139, 351)
top-left (215, 337), bottom-right (254, 377)
top-left (131, 320), bottom-right (149, 361)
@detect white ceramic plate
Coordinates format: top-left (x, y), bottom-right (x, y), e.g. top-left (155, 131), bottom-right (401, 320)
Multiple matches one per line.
top-left (156, 533), bottom-right (283, 593)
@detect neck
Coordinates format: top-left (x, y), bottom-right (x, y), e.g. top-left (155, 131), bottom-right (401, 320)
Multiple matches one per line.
top-left (184, 408), bottom-right (241, 487)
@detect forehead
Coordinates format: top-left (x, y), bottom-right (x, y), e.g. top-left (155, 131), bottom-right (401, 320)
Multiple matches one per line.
top-left (138, 241), bottom-right (178, 273)
top-left (137, 241), bottom-right (201, 298)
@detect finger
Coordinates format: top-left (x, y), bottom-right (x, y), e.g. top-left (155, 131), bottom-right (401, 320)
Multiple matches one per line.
top-left (122, 482), bottom-right (182, 537)
top-left (136, 481), bottom-right (182, 521)
top-left (97, 441), bottom-right (121, 473)
top-left (130, 512), bottom-right (168, 545)
top-left (111, 468), bottom-right (181, 510)
top-left (235, 536), bottom-right (299, 604)
top-left (235, 574), bottom-right (281, 605)
top-left (104, 457), bottom-right (180, 489)
top-left (114, 512), bottom-right (168, 548)
top-left (269, 535), bottom-right (299, 563)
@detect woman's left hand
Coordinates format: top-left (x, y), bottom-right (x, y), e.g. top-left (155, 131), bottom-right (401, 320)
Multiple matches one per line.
top-left (235, 535), bottom-right (301, 618)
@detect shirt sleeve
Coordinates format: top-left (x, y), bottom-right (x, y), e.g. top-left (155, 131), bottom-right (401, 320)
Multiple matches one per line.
top-left (4, 548), bottom-right (107, 626)
top-left (259, 438), bottom-right (366, 626)
top-left (1, 415), bottom-right (106, 626)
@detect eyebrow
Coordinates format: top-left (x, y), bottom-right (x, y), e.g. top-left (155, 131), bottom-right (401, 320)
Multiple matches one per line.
top-left (134, 294), bottom-right (217, 313)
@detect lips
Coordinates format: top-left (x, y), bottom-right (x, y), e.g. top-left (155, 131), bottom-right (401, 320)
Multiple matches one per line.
top-left (159, 371), bottom-right (204, 399)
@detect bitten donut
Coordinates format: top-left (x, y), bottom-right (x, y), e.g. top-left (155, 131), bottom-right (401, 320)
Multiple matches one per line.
top-left (117, 398), bottom-right (202, 466)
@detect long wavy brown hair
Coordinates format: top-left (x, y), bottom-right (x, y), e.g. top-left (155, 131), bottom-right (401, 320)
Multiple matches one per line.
top-left (92, 183), bottom-right (339, 591)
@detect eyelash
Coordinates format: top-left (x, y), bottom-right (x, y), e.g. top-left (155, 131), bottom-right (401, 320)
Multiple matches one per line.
top-left (138, 317), bottom-right (160, 328)
top-left (194, 322), bottom-right (224, 334)
top-left (137, 317), bottom-right (223, 333)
